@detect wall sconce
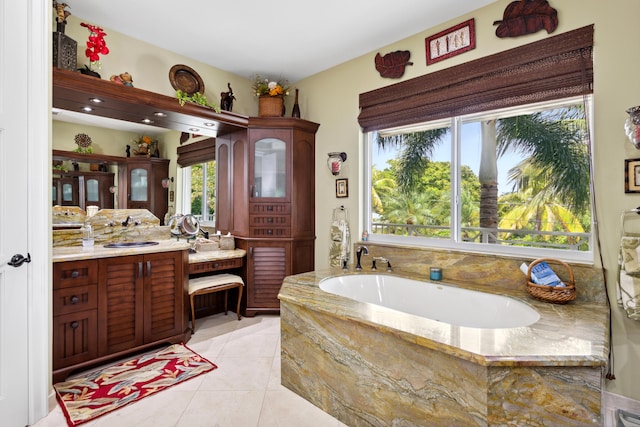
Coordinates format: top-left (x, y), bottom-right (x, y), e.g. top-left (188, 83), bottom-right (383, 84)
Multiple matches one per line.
top-left (625, 106), bottom-right (640, 149)
top-left (162, 177), bottom-right (174, 189)
top-left (327, 152), bottom-right (347, 176)
top-left (108, 185), bottom-right (117, 194)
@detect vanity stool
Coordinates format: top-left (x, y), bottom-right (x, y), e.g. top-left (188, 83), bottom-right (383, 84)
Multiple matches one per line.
top-left (188, 273), bottom-right (244, 332)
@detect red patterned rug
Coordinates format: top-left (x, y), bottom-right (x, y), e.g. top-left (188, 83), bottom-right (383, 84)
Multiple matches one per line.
top-left (54, 343), bottom-right (216, 426)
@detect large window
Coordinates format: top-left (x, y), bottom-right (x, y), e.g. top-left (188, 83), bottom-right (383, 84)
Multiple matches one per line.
top-left (365, 96), bottom-right (593, 261)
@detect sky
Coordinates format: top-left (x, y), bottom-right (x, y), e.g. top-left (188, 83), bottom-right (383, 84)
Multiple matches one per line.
top-left (372, 122), bottom-right (522, 195)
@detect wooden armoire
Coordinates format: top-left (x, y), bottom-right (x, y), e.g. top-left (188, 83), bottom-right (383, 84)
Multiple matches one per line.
top-left (216, 117), bottom-right (319, 316)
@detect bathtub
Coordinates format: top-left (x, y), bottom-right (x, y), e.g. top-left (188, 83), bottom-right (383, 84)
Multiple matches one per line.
top-left (279, 270), bottom-right (608, 426)
top-left (319, 274), bottom-right (539, 328)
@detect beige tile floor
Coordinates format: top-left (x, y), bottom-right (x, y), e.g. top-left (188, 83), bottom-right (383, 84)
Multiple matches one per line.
top-left (33, 314), bottom-right (347, 427)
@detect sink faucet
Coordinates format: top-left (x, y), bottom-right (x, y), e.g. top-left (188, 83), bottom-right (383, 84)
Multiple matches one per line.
top-left (355, 246), bottom-right (368, 270)
top-left (121, 215), bottom-right (134, 226)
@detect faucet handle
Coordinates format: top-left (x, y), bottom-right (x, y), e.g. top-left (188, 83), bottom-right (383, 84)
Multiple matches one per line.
top-left (371, 258), bottom-right (377, 270)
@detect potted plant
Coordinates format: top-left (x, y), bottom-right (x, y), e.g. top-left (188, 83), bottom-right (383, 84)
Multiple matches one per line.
top-left (78, 22), bottom-right (109, 78)
top-left (252, 75), bottom-right (290, 117)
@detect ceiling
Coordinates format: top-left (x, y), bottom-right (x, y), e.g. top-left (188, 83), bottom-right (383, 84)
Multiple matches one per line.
top-left (67, 0), bottom-right (497, 82)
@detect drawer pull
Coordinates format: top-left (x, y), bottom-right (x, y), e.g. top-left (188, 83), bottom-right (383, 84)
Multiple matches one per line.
top-left (138, 262), bottom-right (143, 278)
top-left (214, 262), bottom-right (219, 268)
top-left (267, 205), bottom-right (274, 211)
top-left (267, 229), bottom-right (273, 235)
top-left (70, 321), bottom-right (79, 330)
top-left (146, 261), bottom-right (151, 277)
top-left (267, 218), bottom-right (273, 223)
top-left (71, 270), bottom-right (79, 278)
top-left (70, 295), bottom-right (79, 305)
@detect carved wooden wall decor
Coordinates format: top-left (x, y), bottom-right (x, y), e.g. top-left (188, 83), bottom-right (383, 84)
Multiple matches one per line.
top-left (493, 0), bottom-right (558, 38)
top-left (374, 50), bottom-right (413, 78)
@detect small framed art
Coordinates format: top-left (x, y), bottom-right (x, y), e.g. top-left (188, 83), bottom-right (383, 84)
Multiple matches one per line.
top-left (625, 158), bottom-right (640, 193)
top-left (336, 179), bottom-right (348, 198)
top-left (425, 18), bottom-right (476, 65)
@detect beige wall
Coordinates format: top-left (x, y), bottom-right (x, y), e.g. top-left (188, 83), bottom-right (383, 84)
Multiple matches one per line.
top-left (56, 0), bottom-right (640, 400)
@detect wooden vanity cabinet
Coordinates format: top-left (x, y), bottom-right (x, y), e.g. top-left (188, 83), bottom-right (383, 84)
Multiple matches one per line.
top-left (118, 157), bottom-right (169, 223)
top-left (98, 251), bottom-right (185, 355)
top-left (218, 118), bottom-right (318, 316)
top-left (52, 250), bottom-right (189, 383)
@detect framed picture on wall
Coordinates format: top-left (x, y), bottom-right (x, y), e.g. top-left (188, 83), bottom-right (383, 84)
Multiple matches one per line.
top-left (425, 18), bottom-right (476, 65)
top-left (336, 178), bottom-right (348, 198)
top-left (625, 158), bottom-right (640, 193)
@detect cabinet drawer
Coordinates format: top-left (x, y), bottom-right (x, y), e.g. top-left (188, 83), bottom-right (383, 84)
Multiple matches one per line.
top-left (250, 203), bottom-right (291, 215)
top-left (249, 227), bottom-right (291, 237)
top-left (53, 284), bottom-right (98, 316)
top-left (53, 309), bottom-right (98, 369)
top-left (249, 215), bottom-right (291, 227)
top-left (189, 257), bottom-right (243, 275)
top-left (53, 260), bottom-right (98, 289)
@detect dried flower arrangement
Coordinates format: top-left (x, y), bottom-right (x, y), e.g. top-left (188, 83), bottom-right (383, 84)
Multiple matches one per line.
top-left (252, 75), bottom-right (290, 97)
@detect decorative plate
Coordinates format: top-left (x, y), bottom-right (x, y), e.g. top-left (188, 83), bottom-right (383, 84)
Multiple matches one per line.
top-left (169, 64), bottom-right (204, 95)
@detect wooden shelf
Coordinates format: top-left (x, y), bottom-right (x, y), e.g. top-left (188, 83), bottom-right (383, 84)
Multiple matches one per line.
top-left (53, 67), bottom-right (249, 138)
top-left (52, 149), bottom-right (126, 165)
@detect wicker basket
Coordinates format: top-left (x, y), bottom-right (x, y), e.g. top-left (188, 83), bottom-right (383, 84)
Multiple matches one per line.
top-left (526, 258), bottom-right (576, 304)
top-left (258, 95), bottom-right (284, 117)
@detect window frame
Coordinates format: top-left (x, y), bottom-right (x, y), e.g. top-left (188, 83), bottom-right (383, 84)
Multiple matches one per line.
top-left (363, 95), bottom-right (594, 263)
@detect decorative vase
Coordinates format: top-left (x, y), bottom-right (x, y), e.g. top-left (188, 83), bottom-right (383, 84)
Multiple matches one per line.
top-left (291, 89), bottom-right (301, 118)
top-left (52, 32), bottom-right (77, 71)
top-left (258, 95), bottom-right (284, 117)
top-left (78, 65), bottom-right (101, 79)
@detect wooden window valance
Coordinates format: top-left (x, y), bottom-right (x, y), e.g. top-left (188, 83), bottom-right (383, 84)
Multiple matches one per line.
top-left (176, 137), bottom-right (216, 167)
top-left (358, 25), bottom-right (594, 132)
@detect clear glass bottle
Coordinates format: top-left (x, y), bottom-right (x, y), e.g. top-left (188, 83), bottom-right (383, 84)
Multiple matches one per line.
top-left (82, 223), bottom-right (94, 247)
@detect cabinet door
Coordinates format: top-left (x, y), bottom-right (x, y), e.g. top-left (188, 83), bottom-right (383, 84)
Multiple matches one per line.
top-left (143, 251), bottom-right (184, 342)
top-left (245, 240), bottom-right (291, 312)
top-left (98, 255), bottom-right (144, 355)
top-left (59, 176), bottom-right (78, 206)
top-left (52, 309), bottom-right (98, 369)
top-left (249, 128), bottom-right (291, 202)
top-left (129, 165), bottom-right (150, 205)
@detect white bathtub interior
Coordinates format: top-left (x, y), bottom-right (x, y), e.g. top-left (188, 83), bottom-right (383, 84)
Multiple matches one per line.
top-left (319, 274), bottom-right (540, 328)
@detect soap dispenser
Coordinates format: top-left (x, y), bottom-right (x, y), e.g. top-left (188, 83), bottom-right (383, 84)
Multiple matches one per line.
top-left (82, 222), bottom-right (94, 247)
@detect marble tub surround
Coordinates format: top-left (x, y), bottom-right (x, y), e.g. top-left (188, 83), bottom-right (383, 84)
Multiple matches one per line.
top-left (52, 207), bottom-right (172, 247)
top-left (352, 242), bottom-right (607, 304)
top-left (279, 270), bottom-right (609, 426)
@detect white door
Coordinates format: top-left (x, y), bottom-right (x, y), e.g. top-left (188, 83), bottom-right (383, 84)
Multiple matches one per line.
top-left (0, 0), bottom-right (50, 426)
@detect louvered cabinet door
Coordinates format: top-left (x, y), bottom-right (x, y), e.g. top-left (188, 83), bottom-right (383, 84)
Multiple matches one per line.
top-left (142, 251), bottom-right (183, 342)
top-left (98, 255), bottom-right (145, 356)
top-left (245, 241), bottom-right (291, 316)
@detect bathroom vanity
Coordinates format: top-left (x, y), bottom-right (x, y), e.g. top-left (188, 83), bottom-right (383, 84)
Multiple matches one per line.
top-left (52, 241), bottom-right (190, 383)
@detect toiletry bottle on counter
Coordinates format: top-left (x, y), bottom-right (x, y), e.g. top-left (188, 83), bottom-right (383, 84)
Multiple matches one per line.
top-left (430, 267), bottom-right (442, 281)
top-left (82, 223), bottom-right (94, 247)
top-left (362, 230), bottom-right (368, 241)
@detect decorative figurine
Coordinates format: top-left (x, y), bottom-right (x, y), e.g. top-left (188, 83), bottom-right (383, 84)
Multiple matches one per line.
top-left (110, 72), bottom-right (134, 87)
top-left (52, 1), bottom-right (71, 33)
top-left (126, 144), bottom-right (131, 157)
top-left (220, 82), bottom-right (235, 111)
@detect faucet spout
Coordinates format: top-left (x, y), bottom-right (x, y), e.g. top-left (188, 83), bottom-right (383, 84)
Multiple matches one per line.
top-left (355, 246), bottom-right (368, 270)
top-left (122, 215), bottom-right (134, 226)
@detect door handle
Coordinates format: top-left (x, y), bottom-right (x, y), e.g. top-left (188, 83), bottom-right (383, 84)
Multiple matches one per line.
top-left (8, 253), bottom-right (31, 267)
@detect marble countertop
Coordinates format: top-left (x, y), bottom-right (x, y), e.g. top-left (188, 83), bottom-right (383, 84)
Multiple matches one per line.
top-left (278, 269), bottom-right (610, 367)
top-left (188, 249), bottom-right (246, 263)
top-left (52, 239), bottom-right (191, 262)
top-left (52, 240), bottom-right (246, 264)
